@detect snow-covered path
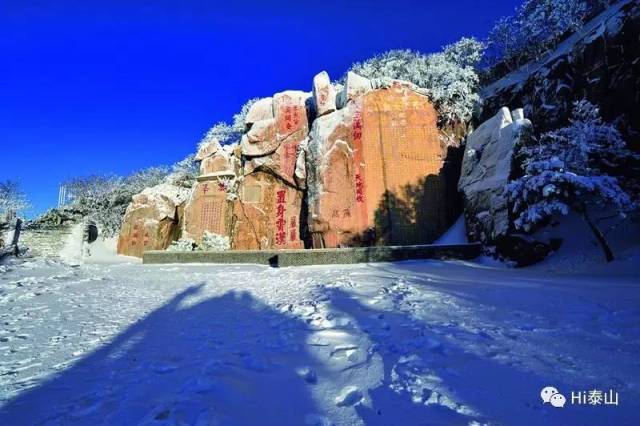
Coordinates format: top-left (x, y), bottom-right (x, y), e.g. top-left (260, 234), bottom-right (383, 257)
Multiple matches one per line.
top-left (0, 258), bottom-right (638, 425)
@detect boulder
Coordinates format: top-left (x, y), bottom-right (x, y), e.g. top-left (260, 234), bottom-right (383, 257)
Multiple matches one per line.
top-left (200, 148), bottom-right (237, 177)
top-left (458, 107), bottom-right (532, 243)
top-left (307, 84), bottom-right (454, 248)
top-left (337, 72), bottom-right (372, 109)
top-left (245, 97), bottom-right (274, 126)
top-left (117, 183), bottom-right (191, 257)
top-left (243, 90), bottom-right (311, 186)
top-left (312, 71), bottom-right (336, 117)
top-left (195, 139), bottom-right (222, 162)
top-left (231, 172), bottom-right (305, 250)
top-left (240, 118), bottom-right (278, 157)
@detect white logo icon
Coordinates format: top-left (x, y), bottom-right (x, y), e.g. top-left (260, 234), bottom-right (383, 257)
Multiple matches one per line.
top-left (541, 386), bottom-right (566, 408)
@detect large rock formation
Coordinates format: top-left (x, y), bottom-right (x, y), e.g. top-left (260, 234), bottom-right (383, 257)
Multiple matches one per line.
top-left (117, 183), bottom-right (191, 257)
top-left (118, 71), bottom-right (463, 254)
top-left (458, 107), bottom-right (532, 243)
top-left (307, 78), bottom-right (458, 248)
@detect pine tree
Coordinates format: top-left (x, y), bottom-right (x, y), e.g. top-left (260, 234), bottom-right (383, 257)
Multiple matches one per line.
top-left (506, 100), bottom-right (636, 261)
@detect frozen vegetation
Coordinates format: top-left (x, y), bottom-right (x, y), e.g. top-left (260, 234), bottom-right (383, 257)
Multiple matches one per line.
top-left (0, 229), bottom-right (638, 425)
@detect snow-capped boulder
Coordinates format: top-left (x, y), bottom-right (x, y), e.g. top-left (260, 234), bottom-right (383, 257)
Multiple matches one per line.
top-left (240, 119), bottom-right (278, 157)
top-left (194, 139), bottom-right (222, 162)
top-left (117, 183), bottom-right (191, 258)
top-left (336, 72), bottom-right (372, 109)
top-left (312, 71), bottom-right (336, 117)
top-left (458, 107), bottom-right (532, 243)
top-left (307, 84), bottom-right (454, 248)
top-left (199, 147), bottom-right (237, 177)
top-left (244, 97), bottom-right (274, 126)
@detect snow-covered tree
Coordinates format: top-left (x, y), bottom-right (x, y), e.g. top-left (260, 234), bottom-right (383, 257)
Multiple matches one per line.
top-left (443, 37), bottom-right (486, 69)
top-left (346, 39), bottom-right (485, 124)
top-left (232, 98), bottom-right (259, 133)
top-left (485, 0), bottom-right (589, 70)
top-left (199, 98), bottom-right (260, 149)
top-left (64, 166), bottom-right (170, 237)
top-left (0, 180), bottom-right (30, 221)
top-left (506, 100), bottom-right (636, 261)
top-left (166, 154), bottom-right (199, 188)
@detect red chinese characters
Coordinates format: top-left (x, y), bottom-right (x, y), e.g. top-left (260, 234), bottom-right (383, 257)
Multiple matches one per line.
top-left (355, 173), bottom-right (365, 203)
top-left (352, 109), bottom-right (363, 141)
top-left (283, 105), bottom-right (300, 132)
top-left (289, 215), bottom-right (297, 242)
top-left (275, 189), bottom-right (287, 245)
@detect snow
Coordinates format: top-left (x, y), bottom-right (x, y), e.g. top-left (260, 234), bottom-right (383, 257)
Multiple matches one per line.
top-left (433, 215), bottom-right (467, 245)
top-left (482, 0), bottom-right (633, 99)
top-left (1, 249), bottom-right (638, 424)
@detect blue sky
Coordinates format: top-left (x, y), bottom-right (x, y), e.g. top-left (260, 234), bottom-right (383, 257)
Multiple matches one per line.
top-left (1, 0), bottom-right (521, 217)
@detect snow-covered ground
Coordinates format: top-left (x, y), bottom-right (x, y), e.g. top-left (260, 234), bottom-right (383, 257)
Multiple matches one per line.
top-left (0, 248), bottom-right (638, 425)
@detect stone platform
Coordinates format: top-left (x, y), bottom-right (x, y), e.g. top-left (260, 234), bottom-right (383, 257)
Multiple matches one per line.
top-left (142, 243), bottom-right (482, 267)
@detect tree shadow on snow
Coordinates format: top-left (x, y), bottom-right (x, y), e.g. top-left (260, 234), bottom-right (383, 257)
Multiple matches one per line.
top-left (0, 284), bottom-right (322, 425)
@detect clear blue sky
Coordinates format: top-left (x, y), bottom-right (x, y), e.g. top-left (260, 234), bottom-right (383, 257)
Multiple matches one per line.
top-left (1, 0), bottom-right (521, 217)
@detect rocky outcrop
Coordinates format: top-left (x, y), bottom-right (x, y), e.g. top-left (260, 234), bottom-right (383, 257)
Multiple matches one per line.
top-left (458, 107), bottom-right (532, 244)
top-left (481, 0), bottom-right (640, 151)
top-left (118, 71), bottom-right (463, 253)
top-left (308, 78), bottom-right (458, 248)
top-left (182, 141), bottom-right (239, 245)
top-left (117, 183), bottom-right (191, 257)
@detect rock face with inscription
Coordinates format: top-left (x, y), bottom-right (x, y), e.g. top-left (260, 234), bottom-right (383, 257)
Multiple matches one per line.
top-left (117, 183), bottom-right (191, 257)
top-left (458, 107), bottom-right (532, 243)
top-left (231, 172), bottom-right (305, 250)
top-left (307, 78), bottom-right (455, 248)
top-left (118, 71), bottom-right (464, 254)
top-left (233, 90), bottom-right (311, 249)
top-left (182, 146), bottom-right (239, 245)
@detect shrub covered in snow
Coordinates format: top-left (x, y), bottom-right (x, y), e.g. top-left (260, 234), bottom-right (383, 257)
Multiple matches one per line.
top-left (345, 38), bottom-right (485, 124)
top-left (200, 231), bottom-right (230, 251)
top-left (167, 238), bottom-right (197, 252)
top-left (0, 180), bottom-right (30, 222)
top-left (506, 100), bottom-right (636, 261)
top-left (199, 98), bottom-right (259, 149)
top-left (484, 0), bottom-right (604, 71)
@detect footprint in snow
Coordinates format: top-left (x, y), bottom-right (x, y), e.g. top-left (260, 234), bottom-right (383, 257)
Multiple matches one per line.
top-left (335, 386), bottom-right (363, 407)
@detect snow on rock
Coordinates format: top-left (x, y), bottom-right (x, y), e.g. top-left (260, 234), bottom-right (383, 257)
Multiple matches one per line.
top-left (337, 71), bottom-right (372, 109)
top-left (312, 71), bottom-right (336, 117)
top-left (241, 118), bottom-right (278, 157)
top-left (244, 96), bottom-right (274, 126)
top-left (481, 0), bottom-right (639, 147)
top-left (458, 107), bottom-right (532, 243)
top-left (194, 138), bottom-right (222, 162)
top-left (117, 183), bottom-right (192, 258)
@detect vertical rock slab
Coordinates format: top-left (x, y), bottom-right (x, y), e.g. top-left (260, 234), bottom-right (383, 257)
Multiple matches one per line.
top-left (308, 83), bottom-right (450, 247)
top-left (458, 107), bottom-right (532, 242)
top-left (117, 184), bottom-right (191, 258)
top-left (231, 172), bottom-right (304, 250)
top-left (312, 71), bottom-right (336, 117)
top-left (182, 149), bottom-right (238, 245)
